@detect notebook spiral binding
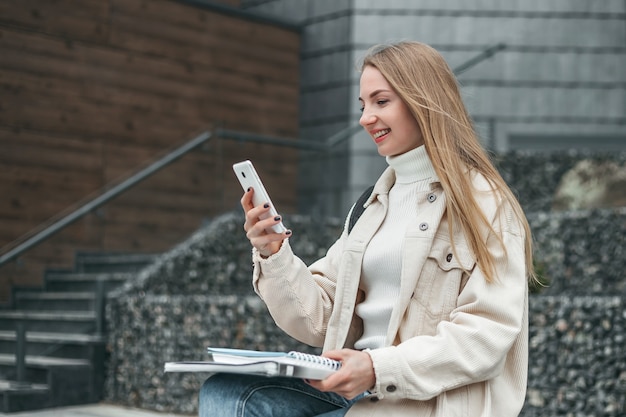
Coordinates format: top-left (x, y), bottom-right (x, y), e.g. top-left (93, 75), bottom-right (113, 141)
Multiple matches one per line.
top-left (287, 351), bottom-right (342, 370)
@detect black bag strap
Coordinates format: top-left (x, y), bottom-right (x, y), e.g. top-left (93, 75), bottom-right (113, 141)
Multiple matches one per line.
top-left (348, 185), bottom-right (374, 234)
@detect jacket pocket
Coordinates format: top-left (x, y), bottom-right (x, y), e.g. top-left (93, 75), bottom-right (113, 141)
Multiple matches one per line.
top-left (417, 239), bottom-right (475, 319)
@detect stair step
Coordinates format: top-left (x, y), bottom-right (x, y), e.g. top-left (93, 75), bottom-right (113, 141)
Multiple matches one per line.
top-left (0, 379), bottom-right (50, 412)
top-left (75, 252), bottom-right (157, 273)
top-left (0, 331), bottom-right (105, 359)
top-left (0, 311), bottom-right (97, 333)
top-left (0, 353), bottom-right (91, 368)
top-left (0, 331), bottom-right (104, 344)
top-left (0, 353), bottom-right (94, 410)
top-left (0, 379), bottom-right (49, 392)
top-left (0, 352), bottom-right (92, 383)
top-left (14, 291), bottom-right (96, 311)
top-left (44, 272), bottom-right (133, 292)
top-left (0, 353), bottom-right (92, 386)
top-left (0, 250), bottom-right (159, 411)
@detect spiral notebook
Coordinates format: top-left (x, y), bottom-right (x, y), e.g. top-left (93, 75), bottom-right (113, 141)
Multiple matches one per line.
top-left (164, 347), bottom-right (341, 380)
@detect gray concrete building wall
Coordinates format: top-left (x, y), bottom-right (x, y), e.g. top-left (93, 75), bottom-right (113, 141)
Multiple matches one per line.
top-left (241, 0), bottom-right (626, 216)
top-left (241, 0), bottom-right (358, 217)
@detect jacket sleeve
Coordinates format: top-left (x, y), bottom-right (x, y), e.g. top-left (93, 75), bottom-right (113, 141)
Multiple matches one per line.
top-left (367, 212), bottom-right (528, 401)
top-left (251, 233), bottom-right (347, 347)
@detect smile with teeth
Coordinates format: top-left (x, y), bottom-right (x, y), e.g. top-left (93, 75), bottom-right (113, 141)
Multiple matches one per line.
top-left (373, 129), bottom-right (390, 141)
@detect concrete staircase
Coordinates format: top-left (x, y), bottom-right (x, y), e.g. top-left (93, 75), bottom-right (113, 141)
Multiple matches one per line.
top-left (0, 252), bottom-right (156, 412)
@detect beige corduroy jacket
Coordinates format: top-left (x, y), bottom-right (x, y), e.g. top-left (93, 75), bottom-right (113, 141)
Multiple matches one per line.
top-left (252, 166), bottom-right (529, 417)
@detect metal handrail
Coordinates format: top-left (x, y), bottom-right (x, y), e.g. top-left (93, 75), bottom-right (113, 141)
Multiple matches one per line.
top-left (0, 125), bottom-right (361, 267)
top-left (215, 128), bottom-right (326, 151)
top-left (453, 43), bottom-right (507, 75)
top-left (215, 124), bottom-right (362, 151)
top-left (0, 131), bottom-right (212, 266)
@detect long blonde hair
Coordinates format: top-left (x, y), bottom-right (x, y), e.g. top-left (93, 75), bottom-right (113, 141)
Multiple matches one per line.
top-left (362, 41), bottom-right (535, 284)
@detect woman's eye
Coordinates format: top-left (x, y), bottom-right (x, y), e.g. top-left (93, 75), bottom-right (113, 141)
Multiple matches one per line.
top-left (359, 99), bottom-right (388, 112)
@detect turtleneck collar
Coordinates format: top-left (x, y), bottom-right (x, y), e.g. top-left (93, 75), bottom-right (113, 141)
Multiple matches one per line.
top-left (386, 145), bottom-right (437, 184)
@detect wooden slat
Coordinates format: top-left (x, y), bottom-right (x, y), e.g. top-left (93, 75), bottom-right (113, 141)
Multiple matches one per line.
top-left (0, 171), bottom-right (100, 204)
top-left (0, 129), bottom-right (103, 173)
top-left (101, 227), bottom-right (193, 252)
top-left (103, 166), bottom-right (216, 197)
top-left (0, 31), bottom-right (218, 107)
top-left (0, 263), bottom-right (47, 301)
top-left (1, 30), bottom-right (298, 141)
top-left (106, 14), bottom-right (298, 72)
top-left (107, 5), bottom-right (299, 82)
top-left (0, 0), bottom-right (111, 43)
top-left (111, 0), bottom-right (298, 53)
top-left (0, 91), bottom-right (205, 144)
top-left (0, 7), bottom-right (299, 97)
top-left (104, 204), bottom-right (209, 224)
top-left (106, 188), bottom-right (212, 212)
top-left (0, 247), bottom-right (90, 283)
top-left (0, 24), bottom-right (299, 106)
top-left (0, 215), bottom-right (104, 256)
top-left (0, 59), bottom-right (209, 113)
top-left (214, 68), bottom-right (299, 101)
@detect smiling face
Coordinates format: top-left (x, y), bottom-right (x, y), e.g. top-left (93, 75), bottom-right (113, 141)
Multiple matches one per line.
top-left (359, 65), bottom-right (424, 157)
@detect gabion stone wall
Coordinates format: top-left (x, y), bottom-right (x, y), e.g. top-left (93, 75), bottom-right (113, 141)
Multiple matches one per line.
top-left (528, 208), bottom-right (626, 295)
top-left (524, 296), bottom-right (625, 417)
top-left (494, 151), bottom-right (626, 213)
top-left (106, 294), bottom-right (313, 414)
top-left (105, 212), bottom-right (342, 413)
top-left (105, 152), bottom-right (625, 416)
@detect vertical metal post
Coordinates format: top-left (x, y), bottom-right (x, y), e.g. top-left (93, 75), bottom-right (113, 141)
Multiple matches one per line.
top-left (95, 279), bottom-right (105, 336)
top-left (16, 322), bottom-right (26, 385)
top-left (488, 117), bottom-right (497, 151)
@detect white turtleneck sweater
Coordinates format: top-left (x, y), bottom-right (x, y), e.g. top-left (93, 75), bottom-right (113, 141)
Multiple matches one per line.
top-left (354, 145), bottom-right (438, 350)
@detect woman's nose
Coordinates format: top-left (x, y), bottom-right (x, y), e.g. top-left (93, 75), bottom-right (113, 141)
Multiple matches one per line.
top-left (359, 108), bottom-right (375, 127)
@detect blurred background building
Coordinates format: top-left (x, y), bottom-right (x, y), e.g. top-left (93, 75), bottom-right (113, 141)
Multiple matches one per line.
top-left (239, 0), bottom-right (626, 215)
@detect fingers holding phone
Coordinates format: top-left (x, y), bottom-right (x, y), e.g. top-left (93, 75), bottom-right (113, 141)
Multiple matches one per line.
top-left (241, 187), bottom-right (290, 257)
top-left (234, 161), bottom-right (291, 257)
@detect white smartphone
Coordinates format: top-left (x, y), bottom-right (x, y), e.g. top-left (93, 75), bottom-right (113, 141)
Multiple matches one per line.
top-left (232, 160), bottom-right (287, 234)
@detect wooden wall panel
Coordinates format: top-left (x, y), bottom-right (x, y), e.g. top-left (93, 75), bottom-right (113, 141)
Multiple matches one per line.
top-left (0, 129), bottom-right (103, 173)
top-left (0, 0), bottom-right (300, 302)
top-left (0, 0), bottom-right (111, 43)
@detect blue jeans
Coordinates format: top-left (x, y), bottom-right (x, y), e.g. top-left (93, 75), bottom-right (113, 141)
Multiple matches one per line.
top-left (198, 373), bottom-right (361, 417)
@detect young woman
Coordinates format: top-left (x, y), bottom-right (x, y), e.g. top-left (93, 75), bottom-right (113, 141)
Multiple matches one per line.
top-left (199, 41), bottom-right (535, 417)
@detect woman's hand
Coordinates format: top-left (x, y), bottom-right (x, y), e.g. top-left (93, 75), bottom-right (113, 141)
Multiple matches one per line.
top-left (306, 349), bottom-right (375, 400)
top-left (241, 188), bottom-right (291, 258)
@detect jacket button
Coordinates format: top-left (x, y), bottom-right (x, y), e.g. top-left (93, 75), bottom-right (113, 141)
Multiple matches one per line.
top-left (386, 385), bottom-right (397, 393)
top-left (427, 193), bottom-right (437, 202)
top-left (446, 253), bottom-right (453, 262)
top-left (419, 222), bottom-right (428, 231)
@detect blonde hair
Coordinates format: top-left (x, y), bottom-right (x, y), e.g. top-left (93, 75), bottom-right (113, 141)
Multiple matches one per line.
top-left (362, 41), bottom-right (536, 284)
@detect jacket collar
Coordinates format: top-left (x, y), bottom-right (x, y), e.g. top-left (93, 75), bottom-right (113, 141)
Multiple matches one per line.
top-left (365, 166), bottom-right (442, 208)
